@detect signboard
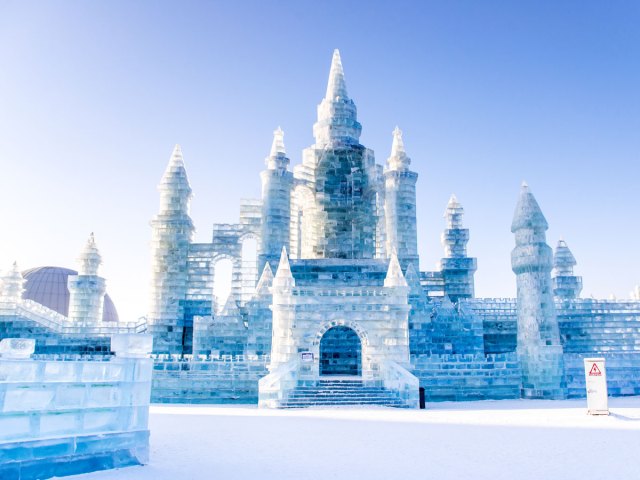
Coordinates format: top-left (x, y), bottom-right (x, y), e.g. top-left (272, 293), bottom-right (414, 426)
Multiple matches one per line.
top-left (300, 352), bottom-right (314, 362)
top-left (583, 357), bottom-right (608, 415)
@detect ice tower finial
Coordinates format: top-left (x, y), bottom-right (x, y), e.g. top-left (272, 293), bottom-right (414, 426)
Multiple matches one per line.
top-left (270, 127), bottom-right (286, 157)
top-left (265, 127), bottom-right (289, 171)
top-left (1, 262), bottom-right (25, 301)
top-left (275, 247), bottom-right (292, 279)
top-left (325, 49), bottom-right (348, 100)
top-left (511, 182), bottom-right (548, 233)
top-left (313, 49), bottom-right (362, 146)
top-left (387, 126), bottom-right (411, 170)
top-left (552, 239), bottom-right (582, 299)
top-left (78, 232), bottom-right (102, 276)
top-left (254, 262), bottom-right (274, 296)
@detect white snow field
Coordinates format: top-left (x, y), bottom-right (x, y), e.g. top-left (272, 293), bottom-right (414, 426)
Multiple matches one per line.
top-left (69, 397), bottom-right (640, 480)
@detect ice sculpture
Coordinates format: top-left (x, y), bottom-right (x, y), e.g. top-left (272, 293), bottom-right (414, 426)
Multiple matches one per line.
top-left (511, 183), bottom-right (565, 399)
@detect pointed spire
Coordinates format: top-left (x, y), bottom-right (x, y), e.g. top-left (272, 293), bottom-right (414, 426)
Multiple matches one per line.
top-left (511, 182), bottom-right (548, 232)
top-left (387, 126), bottom-right (411, 170)
top-left (78, 233), bottom-right (102, 275)
top-left (254, 262), bottom-right (274, 296)
top-left (443, 194), bottom-right (464, 229)
top-left (270, 127), bottom-right (286, 157)
top-left (169, 144), bottom-right (184, 167)
top-left (220, 292), bottom-right (240, 317)
top-left (384, 251), bottom-right (408, 287)
top-left (1, 262), bottom-right (25, 300)
top-left (391, 126), bottom-right (405, 156)
top-left (158, 144), bottom-right (193, 215)
top-left (325, 49), bottom-right (348, 100)
top-left (553, 239), bottom-right (577, 273)
top-left (404, 263), bottom-right (425, 299)
top-left (274, 247), bottom-right (293, 280)
top-left (265, 127), bottom-right (289, 170)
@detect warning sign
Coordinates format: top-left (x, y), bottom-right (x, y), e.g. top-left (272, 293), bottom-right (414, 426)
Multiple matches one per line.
top-left (584, 358), bottom-right (608, 415)
top-left (589, 363), bottom-right (602, 376)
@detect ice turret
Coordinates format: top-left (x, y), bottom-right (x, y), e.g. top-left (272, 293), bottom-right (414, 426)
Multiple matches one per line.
top-left (384, 127), bottom-right (419, 266)
top-left (269, 248), bottom-right (296, 369)
top-left (313, 49), bottom-right (362, 147)
top-left (259, 128), bottom-right (293, 271)
top-left (1, 262), bottom-right (25, 303)
top-left (440, 195), bottom-right (476, 301)
top-left (148, 145), bottom-right (195, 353)
top-left (68, 233), bottom-right (107, 325)
top-left (552, 239), bottom-right (582, 299)
top-left (511, 183), bottom-right (565, 399)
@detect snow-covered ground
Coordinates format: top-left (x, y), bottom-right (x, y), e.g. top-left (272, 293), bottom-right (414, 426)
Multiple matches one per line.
top-left (69, 397), bottom-right (640, 480)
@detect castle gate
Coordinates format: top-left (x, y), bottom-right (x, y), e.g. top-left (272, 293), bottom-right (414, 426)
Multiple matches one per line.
top-left (319, 326), bottom-right (361, 376)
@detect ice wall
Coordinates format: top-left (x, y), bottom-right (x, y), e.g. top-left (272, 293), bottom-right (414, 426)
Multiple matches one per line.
top-left (0, 335), bottom-right (152, 479)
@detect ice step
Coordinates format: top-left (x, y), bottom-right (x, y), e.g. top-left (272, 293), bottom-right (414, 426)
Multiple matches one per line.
top-left (280, 379), bottom-right (410, 408)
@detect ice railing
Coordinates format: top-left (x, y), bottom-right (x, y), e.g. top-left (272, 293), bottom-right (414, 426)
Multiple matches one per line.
top-left (379, 360), bottom-right (419, 408)
top-left (258, 359), bottom-right (298, 408)
top-left (151, 353), bottom-right (270, 363)
top-left (0, 299), bottom-right (146, 335)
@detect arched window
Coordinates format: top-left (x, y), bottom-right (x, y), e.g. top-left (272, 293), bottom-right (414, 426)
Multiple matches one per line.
top-left (212, 258), bottom-right (233, 315)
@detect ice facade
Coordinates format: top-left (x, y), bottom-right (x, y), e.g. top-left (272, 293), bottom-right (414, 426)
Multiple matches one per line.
top-left (2, 49), bottom-right (640, 413)
top-left (0, 334), bottom-right (152, 479)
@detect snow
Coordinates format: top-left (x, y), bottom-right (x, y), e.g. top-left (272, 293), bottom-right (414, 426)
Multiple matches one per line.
top-left (67, 397), bottom-right (640, 480)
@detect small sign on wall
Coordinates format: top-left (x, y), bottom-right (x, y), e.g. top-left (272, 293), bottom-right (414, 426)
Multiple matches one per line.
top-left (300, 352), bottom-right (314, 362)
top-left (583, 357), bottom-right (608, 415)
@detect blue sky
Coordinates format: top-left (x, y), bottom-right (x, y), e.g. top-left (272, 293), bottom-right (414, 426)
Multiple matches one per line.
top-left (1, 1), bottom-right (639, 321)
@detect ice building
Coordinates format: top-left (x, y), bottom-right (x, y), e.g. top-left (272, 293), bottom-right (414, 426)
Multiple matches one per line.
top-left (3, 50), bottom-right (640, 408)
top-left (145, 50), bottom-right (640, 407)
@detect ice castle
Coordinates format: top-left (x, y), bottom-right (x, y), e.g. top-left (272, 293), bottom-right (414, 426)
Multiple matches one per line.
top-left (3, 50), bottom-right (640, 408)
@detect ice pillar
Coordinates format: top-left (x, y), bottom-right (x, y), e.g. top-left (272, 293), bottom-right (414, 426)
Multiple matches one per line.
top-left (511, 183), bottom-right (565, 399)
top-left (148, 145), bottom-right (195, 353)
top-left (259, 127), bottom-right (293, 271)
top-left (384, 127), bottom-right (419, 267)
top-left (440, 195), bottom-right (477, 301)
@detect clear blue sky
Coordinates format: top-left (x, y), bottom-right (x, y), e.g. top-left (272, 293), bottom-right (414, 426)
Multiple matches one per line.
top-left (1, 1), bottom-right (639, 321)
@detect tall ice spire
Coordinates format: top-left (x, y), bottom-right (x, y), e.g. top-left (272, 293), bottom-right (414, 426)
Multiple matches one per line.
top-left (511, 182), bottom-right (565, 399)
top-left (148, 144), bottom-right (196, 353)
top-left (313, 49), bottom-right (362, 146)
top-left (325, 49), bottom-right (348, 100)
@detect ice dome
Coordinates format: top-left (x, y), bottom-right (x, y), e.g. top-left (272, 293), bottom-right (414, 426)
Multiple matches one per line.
top-left (21, 266), bottom-right (119, 322)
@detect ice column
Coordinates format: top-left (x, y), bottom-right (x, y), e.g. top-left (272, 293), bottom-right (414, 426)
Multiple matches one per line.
top-left (68, 233), bottom-right (107, 325)
top-left (269, 248), bottom-right (296, 370)
top-left (259, 127), bottom-right (293, 271)
top-left (148, 145), bottom-right (195, 353)
top-left (1, 262), bottom-right (25, 305)
top-left (440, 195), bottom-right (477, 301)
top-left (552, 239), bottom-right (582, 299)
top-left (384, 127), bottom-right (419, 267)
top-left (511, 183), bottom-right (565, 399)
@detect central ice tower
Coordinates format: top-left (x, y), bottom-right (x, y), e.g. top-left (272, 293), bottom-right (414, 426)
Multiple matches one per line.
top-left (292, 50), bottom-right (380, 259)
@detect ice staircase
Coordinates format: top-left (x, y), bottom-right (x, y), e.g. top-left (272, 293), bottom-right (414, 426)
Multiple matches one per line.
top-left (280, 378), bottom-right (410, 408)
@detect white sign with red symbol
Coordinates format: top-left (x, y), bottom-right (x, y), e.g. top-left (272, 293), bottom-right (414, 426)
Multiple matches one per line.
top-left (583, 357), bottom-right (608, 415)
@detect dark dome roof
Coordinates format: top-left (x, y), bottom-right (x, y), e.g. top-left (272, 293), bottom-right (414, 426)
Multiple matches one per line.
top-left (21, 266), bottom-right (119, 323)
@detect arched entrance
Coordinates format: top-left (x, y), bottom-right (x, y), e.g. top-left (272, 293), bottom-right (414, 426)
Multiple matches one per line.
top-left (319, 326), bottom-right (361, 376)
